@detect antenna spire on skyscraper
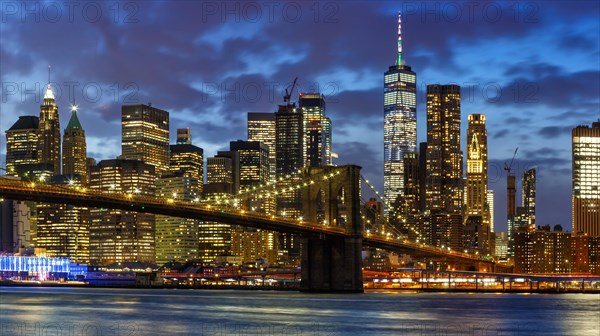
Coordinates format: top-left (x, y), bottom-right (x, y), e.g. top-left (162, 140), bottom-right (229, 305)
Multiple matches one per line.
top-left (397, 11), bottom-right (402, 66)
top-left (44, 64), bottom-right (55, 100)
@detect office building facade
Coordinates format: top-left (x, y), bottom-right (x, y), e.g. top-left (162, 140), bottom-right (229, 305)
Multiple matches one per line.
top-left (248, 112), bottom-right (276, 182)
top-left (572, 122), bottom-right (599, 236)
top-left (88, 159), bottom-right (156, 264)
top-left (425, 84), bottom-right (463, 249)
top-left (5, 116), bottom-right (39, 176)
top-left (121, 104), bottom-right (170, 175)
top-left (299, 93), bottom-right (332, 167)
top-left (155, 174), bottom-right (200, 265)
top-left (522, 168), bottom-right (536, 227)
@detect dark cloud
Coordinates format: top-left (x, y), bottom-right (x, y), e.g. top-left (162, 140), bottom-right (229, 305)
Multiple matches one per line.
top-left (328, 89), bottom-right (382, 124)
top-left (538, 126), bottom-right (571, 139)
top-left (492, 70), bottom-right (600, 109)
top-left (526, 147), bottom-right (565, 158)
top-left (504, 62), bottom-right (563, 79)
top-left (493, 129), bottom-right (510, 139)
top-left (505, 117), bottom-right (530, 125)
top-left (560, 34), bottom-right (597, 51)
top-left (549, 110), bottom-right (599, 122)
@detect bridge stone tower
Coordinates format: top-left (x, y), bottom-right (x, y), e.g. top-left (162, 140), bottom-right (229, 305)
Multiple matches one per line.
top-left (300, 165), bottom-right (363, 292)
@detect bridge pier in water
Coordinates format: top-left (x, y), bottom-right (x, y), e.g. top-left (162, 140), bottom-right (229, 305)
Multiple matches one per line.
top-left (300, 165), bottom-right (364, 293)
top-left (300, 235), bottom-right (363, 293)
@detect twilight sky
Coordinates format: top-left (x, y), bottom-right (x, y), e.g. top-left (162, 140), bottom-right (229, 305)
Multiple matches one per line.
top-left (1, 1), bottom-right (599, 232)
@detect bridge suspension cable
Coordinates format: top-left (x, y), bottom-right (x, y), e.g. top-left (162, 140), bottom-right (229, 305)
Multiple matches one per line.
top-left (360, 196), bottom-right (404, 240)
top-left (208, 167), bottom-right (345, 204)
top-left (360, 175), bottom-right (425, 242)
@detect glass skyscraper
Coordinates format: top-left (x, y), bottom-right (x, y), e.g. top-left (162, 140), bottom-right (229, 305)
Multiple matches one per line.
top-left (384, 12), bottom-right (417, 212)
top-left (248, 112), bottom-right (276, 182)
top-left (425, 84), bottom-right (462, 214)
top-left (299, 93), bottom-right (332, 167)
top-left (121, 104), bottom-right (170, 176)
top-left (522, 168), bottom-right (536, 227)
top-left (572, 121), bottom-right (600, 237)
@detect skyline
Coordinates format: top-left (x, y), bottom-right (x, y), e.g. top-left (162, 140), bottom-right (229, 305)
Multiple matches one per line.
top-left (1, 1), bottom-right (600, 232)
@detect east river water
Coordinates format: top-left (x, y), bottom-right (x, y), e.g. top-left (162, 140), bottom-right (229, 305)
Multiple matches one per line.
top-left (0, 287), bottom-right (599, 335)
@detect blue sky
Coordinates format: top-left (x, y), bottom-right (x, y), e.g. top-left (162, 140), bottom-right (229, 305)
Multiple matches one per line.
top-left (0, 1), bottom-right (598, 232)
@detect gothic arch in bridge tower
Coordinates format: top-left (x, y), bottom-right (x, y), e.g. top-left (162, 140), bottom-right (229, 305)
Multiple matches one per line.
top-left (301, 165), bottom-right (362, 236)
top-left (334, 186), bottom-right (347, 228)
top-left (316, 189), bottom-right (326, 224)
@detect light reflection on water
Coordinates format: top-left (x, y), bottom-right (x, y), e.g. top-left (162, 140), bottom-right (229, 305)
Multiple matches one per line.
top-left (0, 287), bottom-right (598, 336)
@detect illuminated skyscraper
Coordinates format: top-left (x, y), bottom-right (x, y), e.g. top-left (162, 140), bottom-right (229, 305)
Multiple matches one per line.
top-left (465, 114), bottom-right (488, 221)
top-left (155, 173), bottom-right (200, 265)
top-left (230, 140), bottom-right (270, 204)
top-left (169, 143), bottom-right (204, 191)
top-left (426, 84), bottom-right (462, 214)
top-left (5, 116), bottom-right (39, 176)
top-left (572, 122), bottom-right (600, 237)
top-left (121, 104), bottom-right (170, 175)
top-left (522, 168), bottom-right (536, 227)
top-left (384, 12), bottom-right (417, 212)
top-left (464, 114), bottom-right (490, 254)
top-left (275, 103), bottom-right (304, 218)
top-left (487, 190), bottom-right (495, 232)
top-left (275, 102), bottom-right (304, 260)
top-left (205, 151), bottom-right (239, 195)
top-left (38, 84), bottom-right (61, 175)
top-left (62, 104), bottom-right (88, 185)
top-left (507, 174), bottom-right (517, 256)
top-left (299, 93), bottom-right (332, 167)
top-left (248, 112), bottom-right (276, 182)
top-left (402, 151), bottom-right (420, 215)
top-left (89, 159), bottom-right (156, 264)
top-left (425, 84), bottom-right (462, 249)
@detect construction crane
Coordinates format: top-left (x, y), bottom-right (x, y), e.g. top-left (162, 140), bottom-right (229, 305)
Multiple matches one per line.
top-left (504, 147), bottom-right (519, 176)
top-left (283, 77), bottom-right (298, 104)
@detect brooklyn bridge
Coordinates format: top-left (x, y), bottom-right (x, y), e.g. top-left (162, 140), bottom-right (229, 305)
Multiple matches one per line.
top-left (0, 165), bottom-right (496, 292)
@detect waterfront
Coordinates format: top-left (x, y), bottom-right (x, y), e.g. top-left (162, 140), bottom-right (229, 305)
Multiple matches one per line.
top-left (1, 287), bottom-right (599, 335)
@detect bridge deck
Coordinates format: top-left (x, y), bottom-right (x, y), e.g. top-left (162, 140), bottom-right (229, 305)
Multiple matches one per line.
top-left (0, 177), bottom-right (492, 265)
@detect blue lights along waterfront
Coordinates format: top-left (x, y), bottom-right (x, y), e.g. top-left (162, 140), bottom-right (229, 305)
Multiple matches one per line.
top-left (0, 255), bottom-right (70, 279)
top-left (1, 287), bottom-right (599, 336)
